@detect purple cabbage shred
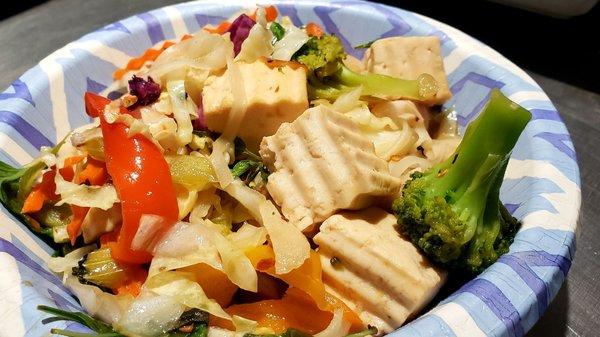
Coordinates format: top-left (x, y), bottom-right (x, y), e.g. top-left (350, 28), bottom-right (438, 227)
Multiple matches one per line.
top-left (128, 75), bottom-right (161, 106)
top-left (227, 14), bottom-right (256, 56)
top-left (193, 96), bottom-right (207, 130)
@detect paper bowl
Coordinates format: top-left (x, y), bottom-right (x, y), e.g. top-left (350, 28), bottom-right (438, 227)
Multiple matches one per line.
top-left (0, 1), bottom-right (580, 336)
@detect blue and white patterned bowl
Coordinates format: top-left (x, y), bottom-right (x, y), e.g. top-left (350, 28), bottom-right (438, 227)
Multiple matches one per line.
top-left (0, 1), bottom-right (580, 336)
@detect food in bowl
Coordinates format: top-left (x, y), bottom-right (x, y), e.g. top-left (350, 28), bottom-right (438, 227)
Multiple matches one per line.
top-left (0, 5), bottom-right (531, 337)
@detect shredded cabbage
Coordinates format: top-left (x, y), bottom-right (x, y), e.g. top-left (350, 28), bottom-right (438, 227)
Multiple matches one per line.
top-left (140, 105), bottom-right (180, 153)
top-left (228, 223), bottom-right (267, 251)
top-left (174, 184), bottom-right (199, 220)
top-left (326, 89), bottom-right (422, 161)
top-left (116, 290), bottom-right (184, 336)
top-left (149, 221), bottom-right (222, 277)
top-left (167, 80), bottom-right (195, 146)
top-left (224, 180), bottom-right (310, 273)
top-left (205, 220), bottom-right (258, 292)
top-left (149, 31), bottom-right (234, 84)
top-left (210, 137), bottom-right (235, 188)
top-left (103, 101), bottom-right (166, 151)
top-left (271, 23), bottom-right (310, 61)
top-left (189, 187), bottom-right (221, 222)
top-left (236, 24), bottom-right (273, 63)
top-left (54, 172), bottom-right (119, 210)
top-left (258, 200), bottom-right (310, 274)
top-left (145, 271), bottom-right (231, 319)
top-left (65, 274), bottom-right (134, 325)
top-left (47, 245), bottom-right (96, 277)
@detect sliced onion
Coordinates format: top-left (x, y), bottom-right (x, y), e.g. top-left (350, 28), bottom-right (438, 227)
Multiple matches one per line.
top-left (314, 309), bottom-right (351, 337)
top-left (131, 214), bottom-right (168, 252)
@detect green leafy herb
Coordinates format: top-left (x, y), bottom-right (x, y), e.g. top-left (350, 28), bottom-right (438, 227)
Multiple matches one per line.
top-left (231, 138), bottom-right (269, 187)
top-left (353, 40), bottom-right (375, 49)
top-left (49, 329), bottom-right (123, 337)
top-left (0, 160), bottom-right (45, 223)
top-left (233, 138), bottom-right (261, 162)
top-left (270, 22), bottom-right (285, 41)
top-left (38, 305), bottom-right (123, 336)
top-left (344, 326), bottom-right (378, 337)
top-left (231, 160), bottom-right (258, 178)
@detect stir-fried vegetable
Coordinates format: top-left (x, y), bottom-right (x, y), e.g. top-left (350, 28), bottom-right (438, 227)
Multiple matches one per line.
top-left (293, 34), bottom-right (438, 102)
top-left (0, 5), bottom-right (534, 337)
top-left (87, 92), bottom-right (179, 264)
top-left (392, 90), bottom-right (530, 273)
top-left (166, 155), bottom-right (217, 191)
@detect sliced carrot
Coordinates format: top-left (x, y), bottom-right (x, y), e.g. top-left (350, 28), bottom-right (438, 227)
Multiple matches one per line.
top-left (67, 205), bottom-right (89, 246)
top-left (59, 155), bottom-right (86, 182)
top-left (76, 157), bottom-right (108, 186)
top-left (306, 22), bottom-right (324, 38)
top-left (211, 287), bottom-right (335, 334)
top-left (264, 5), bottom-right (278, 22)
top-left (115, 266), bottom-right (147, 298)
top-left (21, 170), bottom-right (58, 214)
top-left (246, 245), bottom-right (364, 331)
top-left (179, 263), bottom-right (238, 307)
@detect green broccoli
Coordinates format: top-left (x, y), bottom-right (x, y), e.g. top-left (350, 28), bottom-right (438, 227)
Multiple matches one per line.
top-left (293, 34), bottom-right (438, 102)
top-left (392, 89), bottom-right (531, 274)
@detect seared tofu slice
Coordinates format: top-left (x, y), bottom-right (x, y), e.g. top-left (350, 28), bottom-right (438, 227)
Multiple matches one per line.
top-left (202, 61), bottom-right (308, 151)
top-left (314, 208), bottom-right (446, 333)
top-left (364, 36), bottom-right (451, 105)
top-left (260, 106), bottom-right (401, 231)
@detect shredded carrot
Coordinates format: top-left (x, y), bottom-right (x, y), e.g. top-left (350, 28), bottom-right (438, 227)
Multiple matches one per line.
top-left (67, 205), bottom-right (89, 246)
top-left (264, 5), bottom-right (278, 22)
top-left (306, 22), bottom-right (324, 38)
top-left (76, 157), bottom-right (108, 186)
top-left (59, 155), bottom-right (86, 182)
top-left (204, 21), bottom-right (232, 35)
top-left (115, 266), bottom-right (147, 297)
top-left (113, 40), bottom-right (175, 80)
top-left (249, 5), bottom-right (278, 22)
top-left (21, 170), bottom-right (58, 214)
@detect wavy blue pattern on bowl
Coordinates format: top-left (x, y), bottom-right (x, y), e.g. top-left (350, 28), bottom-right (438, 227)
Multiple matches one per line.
top-left (0, 1), bottom-right (580, 336)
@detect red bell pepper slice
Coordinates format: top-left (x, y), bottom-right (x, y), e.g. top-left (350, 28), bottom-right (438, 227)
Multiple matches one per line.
top-left (84, 92), bottom-right (178, 264)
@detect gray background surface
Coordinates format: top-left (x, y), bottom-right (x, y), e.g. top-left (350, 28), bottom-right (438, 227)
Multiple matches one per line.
top-left (0, 1), bottom-right (597, 336)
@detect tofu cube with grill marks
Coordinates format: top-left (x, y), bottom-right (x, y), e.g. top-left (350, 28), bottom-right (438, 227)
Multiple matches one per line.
top-left (314, 208), bottom-right (446, 333)
top-left (260, 105), bottom-right (402, 231)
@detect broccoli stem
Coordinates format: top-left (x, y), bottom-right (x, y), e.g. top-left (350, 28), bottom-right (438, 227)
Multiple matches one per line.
top-left (335, 65), bottom-right (439, 102)
top-left (430, 89), bottom-right (531, 197)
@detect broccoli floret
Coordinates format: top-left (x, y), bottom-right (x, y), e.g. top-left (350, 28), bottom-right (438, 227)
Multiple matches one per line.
top-left (392, 89), bottom-right (531, 274)
top-left (293, 34), bottom-right (438, 102)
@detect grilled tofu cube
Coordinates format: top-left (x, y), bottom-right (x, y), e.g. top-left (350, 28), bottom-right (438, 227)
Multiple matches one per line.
top-left (260, 106), bottom-right (402, 231)
top-left (364, 36), bottom-right (451, 105)
top-left (314, 208), bottom-right (446, 332)
top-left (202, 61), bottom-right (308, 151)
